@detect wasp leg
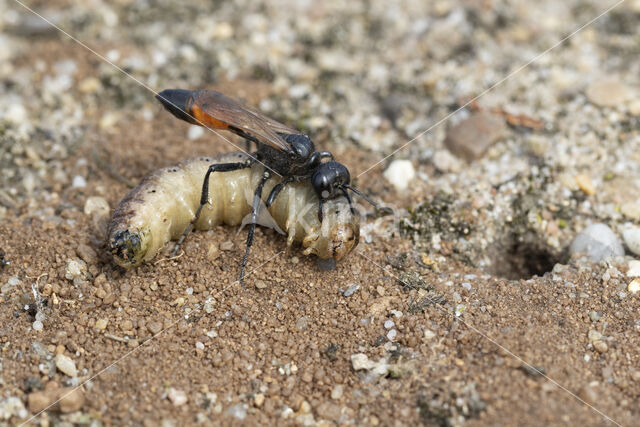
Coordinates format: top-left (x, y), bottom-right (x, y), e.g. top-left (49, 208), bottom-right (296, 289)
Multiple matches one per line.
top-left (341, 188), bottom-right (357, 216)
top-left (240, 171), bottom-right (271, 283)
top-left (307, 151), bottom-right (333, 168)
top-left (265, 176), bottom-right (293, 207)
top-left (172, 160), bottom-right (253, 256)
top-left (317, 198), bottom-right (325, 223)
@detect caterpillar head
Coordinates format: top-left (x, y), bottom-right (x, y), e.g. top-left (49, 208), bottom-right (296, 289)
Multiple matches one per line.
top-left (109, 228), bottom-right (150, 268)
top-left (302, 200), bottom-right (360, 260)
top-left (327, 221), bottom-right (359, 260)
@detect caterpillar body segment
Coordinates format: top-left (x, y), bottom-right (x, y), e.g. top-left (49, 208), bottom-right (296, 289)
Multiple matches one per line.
top-left (108, 152), bottom-right (359, 268)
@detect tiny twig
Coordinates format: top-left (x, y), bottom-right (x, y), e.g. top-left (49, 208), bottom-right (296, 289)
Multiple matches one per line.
top-left (154, 250), bottom-right (185, 265)
top-left (104, 333), bottom-right (126, 343)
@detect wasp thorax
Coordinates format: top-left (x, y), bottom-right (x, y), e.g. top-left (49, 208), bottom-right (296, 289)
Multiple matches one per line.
top-left (284, 134), bottom-right (315, 160)
top-left (312, 161), bottom-right (351, 200)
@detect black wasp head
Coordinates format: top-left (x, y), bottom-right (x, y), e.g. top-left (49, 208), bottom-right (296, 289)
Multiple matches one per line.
top-left (284, 134), bottom-right (315, 162)
top-left (312, 161), bottom-right (351, 200)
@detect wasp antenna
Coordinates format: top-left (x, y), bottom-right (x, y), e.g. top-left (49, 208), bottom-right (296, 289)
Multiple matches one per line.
top-left (344, 185), bottom-right (393, 216)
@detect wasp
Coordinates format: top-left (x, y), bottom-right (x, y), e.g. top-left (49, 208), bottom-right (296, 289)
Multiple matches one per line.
top-left (155, 89), bottom-right (389, 281)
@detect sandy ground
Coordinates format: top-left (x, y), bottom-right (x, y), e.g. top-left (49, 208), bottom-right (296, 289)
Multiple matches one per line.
top-left (1, 0), bottom-right (640, 425)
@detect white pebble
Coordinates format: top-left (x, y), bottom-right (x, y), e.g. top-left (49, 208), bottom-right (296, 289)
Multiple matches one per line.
top-left (84, 196), bottom-right (110, 217)
top-left (32, 320), bottom-right (43, 331)
top-left (623, 226), bottom-right (640, 256)
top-left (383, 159), bottom-right (415, 192)
top-left (195, 341), bottom-right (205, 350)
top-left (72, 175), bottom-right (87, 188)
top-left (5, 103), bottom-right (27, 124)
top-left (569, 223), bottom-right (624, 261)
top-left (167, 388), bottom-right (188, 406)
top-left (0, 396), bottom-right (28, 420)
top-left (351, 353), bottom-right (374, 371)
top-left (627, 260), bottom-right (640, 277)
top-left (331, 384), bottom-right (344, 400)
top-left (384, 320), bottom-right (395, 329)
top-left (387, 329), bottom-right (397, 340)
top-left (188, 125), bottom-right (205, 140)
top-left (65, 259), bottom-right (87, 280)
top-left (227, 403), bottom-right (248, 420)
top-left (628, 279), bottom-right (640, 294)
top-left (55, 353), bottom-right (78, 377)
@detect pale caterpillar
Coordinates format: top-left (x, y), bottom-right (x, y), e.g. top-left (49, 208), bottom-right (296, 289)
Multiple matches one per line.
top-left (107, 152), bottom-right (359, 268)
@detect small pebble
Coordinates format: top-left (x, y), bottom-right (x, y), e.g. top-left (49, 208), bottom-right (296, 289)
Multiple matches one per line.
top-left (167, 388), bottom-right (187, 406)
top-left (83, 196), bottom-right (110, 218)
top-left (227, 403), bottom-right (248, 420)
top-left (72, 175), bottom-right (87, 188)
top-left (0, 397), bottom-right (28, 419)
top-left (569, 223), bottom-right (624, 262)
top-left (120, 320), bottom-right (133, 331)
top-left (188, 125), bottom-right (205, 140)
top-left (351, 353), bottom-right (374, 371)
top-left (575, 174), bottom-right (596, 195)
top-left (299, 401), bottom-right (312, 413)
top-left (383, 159), bottom-right (415, 192)
top-left (341, 283), bottom-right (359, 297)
top-left (32, 321), bottom-right (43, 331)
top-left (593, 340), bottom-right (608, 353)
top-left (586, 78), bottom-right (629, 107)
top-left (316, 401), bottom-right (341, 421)
top-left (627, 260), bottom-right (640, 277)
top-left (628, 279), bottom-right (640, 294)
top-left (620, 202), bottom-right (640, 220)
top-left (387, 329), bottom-right (397, 340)
top-left (147, 321), bottom-right (163, 334)
top-left (444, 112), bottom-right (506, 161)
top-left (424, 329), bottom-right (436, 340)
top-left (330, 385), bottom-right (343, 400)
top-left (207, 243), bottom-right (220, 260)
top-left (623, 226), bottom-right (640, 256)
top-left (76, 244), bottom-right (97, 265)
top-left (255, 280), bottom-right (267, 289)
top-left (254, 393), bottom-right (265, 407)
top-left (65, 258), bottom-right (88, 282)
top-left (383, 320), bottom-right (395, 329)
top-left (54, 354), bottom-right (78, 377)
top-left (195, 341), bottom-right (205, 350)
top-left (220, 241), bottom-right (234, 251)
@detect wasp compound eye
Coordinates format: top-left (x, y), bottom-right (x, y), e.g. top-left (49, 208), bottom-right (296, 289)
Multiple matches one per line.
top-left (311, 161), bottom-right (351, 200)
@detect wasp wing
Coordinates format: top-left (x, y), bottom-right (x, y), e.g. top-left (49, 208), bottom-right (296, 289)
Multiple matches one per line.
top-left (191, 90), bottom-right (304, 154)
